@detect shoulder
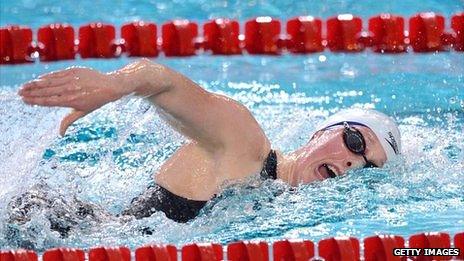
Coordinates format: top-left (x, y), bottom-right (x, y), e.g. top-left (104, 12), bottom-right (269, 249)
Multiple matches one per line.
top-left (215, 105), bottom-right (272, 181)
top-left (212, 94), bottom-right (271, 162)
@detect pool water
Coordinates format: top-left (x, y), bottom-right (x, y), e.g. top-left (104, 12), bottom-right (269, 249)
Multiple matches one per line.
top-left (1, 0), bottom-right (463, 252)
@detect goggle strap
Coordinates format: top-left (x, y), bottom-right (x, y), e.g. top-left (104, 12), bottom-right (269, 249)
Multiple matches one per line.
top-left (323, 121), bottom-right (369, 130)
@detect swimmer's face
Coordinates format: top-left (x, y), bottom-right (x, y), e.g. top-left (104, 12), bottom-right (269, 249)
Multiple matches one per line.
top-left (288, 125), bottom-right (387, 185)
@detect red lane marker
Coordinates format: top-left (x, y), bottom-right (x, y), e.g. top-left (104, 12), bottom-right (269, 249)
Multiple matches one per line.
top-left (0, 250), bottom-right (37, 261)
top-left (326, 14), bottom-right (364, 52)
top-left (89, 247), bottom-right (130, 261)
top-left (451, 12), bottom-right (464, 51)
top-left (364, 235), bottom-right (405, 261)
top-left (245, 17), bottom-right (281, 54)
top-left (369, 14), bottom-right (406, 53)
top-left (318, 236), bottom-right (360, 261)
top-left (43, 248), bottom-right (85, 261)
top-left (0, 25), bottom-right (33, 64)
top-left (409, 232), bottom-right (451, 261)
top-left (37, 23), bottom-right (75, 61)
top-left (182, 243), bottom-right (223, 261)
top-left (135, 245), bottom-right (177, 261)
top-left (273, 239), bottom-right (315, 261)
top-left (409, 12), bottom-right (445, 52)
top-left (454, 232), bottom-right (464, 260)
top-left (78, 23), bottom-right (117, 58)
top-left (286, 16), bottom-right (323, 53)
top-left (121, 21), bottom-right (158, 57)
top-left (203, 18), bottom-right (241, 55)
top-left (227, 241), bottom-right (269, 261)
top-left (162, 20), bottom-right (198, 56)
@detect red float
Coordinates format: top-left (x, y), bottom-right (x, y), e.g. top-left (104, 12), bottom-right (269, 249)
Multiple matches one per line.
top-left (203, 18), bottom-right (241, 55)
top-left (121, 21), bottom-right (158, 57)
top-left (0, 250), bottom-right (37, 261)
top-left (1, 14), bottom-right (464, 63)
top-left (364, 235), bottom-right (405, 261)
top-left (451, 12), bottom-right (464, 51)
top-left (368, 14), bottom-right (406, 53)
top-left (162, 20), bottom-right (198, 56)
top-left (245, 17), bottom-right (281, 54)
top-left (286, 16), bottom-right (323, 53)
top-left (409, 12), bottom-right (445, 52)
top-left (409, 232), bottom-right (451, 261)
top-left (43, 248), bottom-right (85, 261)
top-left (0, 25), bottom-right (33, 64)
top-left (37, 23), bottom-right (75, 61)
top-left (88, 247), bottom-right (130, 261)
top-left (318, 236), bottom-right (360, 261)
top-left (326, 14), bottom-right (364, 52)
top-left (273, 239), bottom-right (314, 261)
top-left (135, 245), bottom-right (177, 261)
top-left (227, 241), bottom-right (269, 261)
top-left (78, 23), bottom-right (116, 58)
top-left (181, 243), bottom-right (223, 261)
top-left (409, 232), bottom-right (451, 248)
top-left (455, 232), bottom-right (464, 260)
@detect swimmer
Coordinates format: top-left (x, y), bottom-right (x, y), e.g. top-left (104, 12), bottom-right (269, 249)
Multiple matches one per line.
top-left (17, 59), bottom-right (401, 224)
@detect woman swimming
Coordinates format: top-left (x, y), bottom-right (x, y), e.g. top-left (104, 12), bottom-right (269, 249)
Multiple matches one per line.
top-left (17, 58), bottom-right (401, 224)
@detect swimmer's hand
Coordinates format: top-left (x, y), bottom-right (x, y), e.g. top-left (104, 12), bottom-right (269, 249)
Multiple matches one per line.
top-left (18, 59), bottom-right (269, 163)
top-left (18, 67), bottom-right (126, 136)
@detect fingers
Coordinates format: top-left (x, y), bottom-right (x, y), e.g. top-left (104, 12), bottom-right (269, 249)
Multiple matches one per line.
top-left (22, 93), bottom-right (78, 107)
top-left (19, 77), bottom-right (73, 95)
top-left (60, 110), bottom-right (89, 136)
top-left (19, 67), bottom-right (83, 96)
top-left (21, 83), bottom-right (81, 98)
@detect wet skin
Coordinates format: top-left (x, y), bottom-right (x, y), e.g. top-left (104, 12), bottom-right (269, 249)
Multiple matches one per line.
top-left (276, 126), bottom-right (387, 186)
top-left (19, 59), bottom-right (388, 201)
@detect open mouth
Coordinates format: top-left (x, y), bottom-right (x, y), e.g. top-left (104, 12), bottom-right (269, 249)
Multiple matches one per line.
top-left (318, 164), bottom-right (337, 179)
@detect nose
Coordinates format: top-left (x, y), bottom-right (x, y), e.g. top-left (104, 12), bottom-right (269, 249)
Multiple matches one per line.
top-left (335, 155), bottom-right (365, 174)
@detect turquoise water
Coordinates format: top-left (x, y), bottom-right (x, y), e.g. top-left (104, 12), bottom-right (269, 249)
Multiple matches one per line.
top-left (1, 0), bottom-right (463, 252)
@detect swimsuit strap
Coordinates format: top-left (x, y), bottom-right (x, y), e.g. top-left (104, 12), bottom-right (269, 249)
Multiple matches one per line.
top-left (260, 150), bottom-right (278, 180)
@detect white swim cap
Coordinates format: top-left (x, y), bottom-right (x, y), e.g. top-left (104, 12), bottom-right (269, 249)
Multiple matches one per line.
top-left (313, 108), bottom-right (401, 162)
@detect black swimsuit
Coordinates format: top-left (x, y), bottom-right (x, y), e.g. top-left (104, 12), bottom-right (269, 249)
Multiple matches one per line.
top-left (6, 150), bottom-right (279, 243)
top-left (123, 150), bottom-right (278, 223)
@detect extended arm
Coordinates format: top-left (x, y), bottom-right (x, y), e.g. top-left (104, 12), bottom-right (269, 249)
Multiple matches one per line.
top-left (19, 59), bottom-right (268, 154)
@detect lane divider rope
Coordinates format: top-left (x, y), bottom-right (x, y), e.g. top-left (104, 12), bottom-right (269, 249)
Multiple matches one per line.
top-left (1, 231), bottom-right (463, 260)
top-left (1, 12), bottom-right (463, 64)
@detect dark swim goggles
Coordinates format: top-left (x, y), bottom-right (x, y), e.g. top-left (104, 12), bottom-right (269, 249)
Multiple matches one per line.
top-left (325, 121), bottom-right (378, 169)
